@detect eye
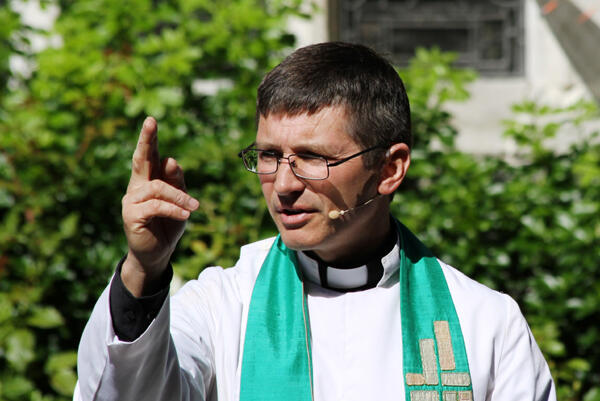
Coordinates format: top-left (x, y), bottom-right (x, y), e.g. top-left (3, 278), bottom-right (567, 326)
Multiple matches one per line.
top-left (258, 149), bottom-right (280, 160)
top-left (296, 153), bottom-right (333, 168)
top-left (296, 151), bottom-right (328, 160)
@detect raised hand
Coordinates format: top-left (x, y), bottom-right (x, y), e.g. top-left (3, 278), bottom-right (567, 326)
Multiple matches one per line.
top-left (121, 117), bottom-right (199, 296)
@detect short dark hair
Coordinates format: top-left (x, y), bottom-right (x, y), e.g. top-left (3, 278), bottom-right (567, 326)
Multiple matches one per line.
top-left (256, 42), bottom-right (411, 168)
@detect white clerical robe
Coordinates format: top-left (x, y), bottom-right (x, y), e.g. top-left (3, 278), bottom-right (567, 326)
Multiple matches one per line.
top-left (74, 236), bottom-right (556, 401)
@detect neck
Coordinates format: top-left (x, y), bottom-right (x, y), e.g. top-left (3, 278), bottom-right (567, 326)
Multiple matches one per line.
top-left (313, 214), bottom-right (394, 268)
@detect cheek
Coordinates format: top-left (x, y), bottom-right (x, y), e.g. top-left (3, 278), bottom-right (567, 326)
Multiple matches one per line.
top-left (323, 174), bottom-right (361, 200)
top-left (259, 176), bottom-right (273, 196)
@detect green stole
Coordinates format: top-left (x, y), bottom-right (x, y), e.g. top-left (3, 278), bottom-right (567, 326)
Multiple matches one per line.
top-left (240, 221), bottom-right (473, 401)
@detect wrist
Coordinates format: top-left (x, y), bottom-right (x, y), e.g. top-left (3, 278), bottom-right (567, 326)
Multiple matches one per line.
top-left (121, 252), bottom-right (169, 297)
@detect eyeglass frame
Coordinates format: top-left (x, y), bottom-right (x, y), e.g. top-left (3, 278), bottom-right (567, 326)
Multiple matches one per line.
top-left (237, 144), bottom-right (389, 180)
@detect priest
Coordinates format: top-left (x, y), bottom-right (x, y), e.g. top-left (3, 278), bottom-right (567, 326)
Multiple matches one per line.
top-left (74, 42), bottom-right (556, 401)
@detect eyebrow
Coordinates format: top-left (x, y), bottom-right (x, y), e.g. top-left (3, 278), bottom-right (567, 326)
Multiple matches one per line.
top-left (253, 141), bottom-right (345, 158)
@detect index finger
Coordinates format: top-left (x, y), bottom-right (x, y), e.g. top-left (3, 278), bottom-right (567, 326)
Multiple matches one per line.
top-left (130, 117), bottom-right (160, 183)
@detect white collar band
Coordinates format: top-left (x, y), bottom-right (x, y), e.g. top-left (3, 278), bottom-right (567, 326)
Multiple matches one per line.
top-left (296, 232), bottom-right (400, 292)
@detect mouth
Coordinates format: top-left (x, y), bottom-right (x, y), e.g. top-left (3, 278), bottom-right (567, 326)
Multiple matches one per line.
top-left (282, 208), bottom-right (308, 215)
top-left (277, 206), bottom-right (317, 215)
top-left (276, 207), bottom-right (317, 227)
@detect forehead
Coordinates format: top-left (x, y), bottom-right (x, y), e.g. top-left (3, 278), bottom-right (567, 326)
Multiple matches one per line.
top-left (255, 106), bottom-right (359, 153)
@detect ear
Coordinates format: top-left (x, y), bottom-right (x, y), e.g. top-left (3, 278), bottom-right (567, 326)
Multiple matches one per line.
top-left (377, 143), bottom-right (411, 195)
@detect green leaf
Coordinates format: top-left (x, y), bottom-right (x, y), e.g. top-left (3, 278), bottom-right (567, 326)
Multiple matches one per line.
top-left (49, 369), bottom-right (78, 396)
top-left (45, 351), bottom-right (78, 373)
top-left (1, 376), bottom-right (34, 399)
top-left (0, 294), bottom-right (12, 323)
top-left (5, 329), bottom-right (35, 371)
top-left (59, 213), bottom-right (80, 239)
top-left (566, 358), bottom-right (590, 372)
top-left (584, 387), bottom-right (600, 401)
top-left (26, 306), bottom-right (65, 329)
top-left (45, 352), bottom-right (79, 397)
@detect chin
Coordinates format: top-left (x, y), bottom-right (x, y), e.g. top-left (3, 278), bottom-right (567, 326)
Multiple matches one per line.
top-left (276, 224), bottom-right (331, 253)
top-left (278, 230), bottom-right (319, 251)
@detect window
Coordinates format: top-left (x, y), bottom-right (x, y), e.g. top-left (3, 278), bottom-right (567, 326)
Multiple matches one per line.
top-left (331, 0), bottom-right (524, 75)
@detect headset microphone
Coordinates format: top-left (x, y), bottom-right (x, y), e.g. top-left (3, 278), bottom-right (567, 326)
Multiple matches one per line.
top-left (328, 194), bottom-right (381, 220)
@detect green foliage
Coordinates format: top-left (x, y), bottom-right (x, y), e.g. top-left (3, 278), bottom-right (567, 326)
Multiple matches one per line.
top-left (0, 0), bottom-right (302, 399)
top-left (0, 2), bottom-right (598, 400)
top-left (394, 49), bottom-right (600, 400)
top-left (0, 6), bottom-right (21, 100)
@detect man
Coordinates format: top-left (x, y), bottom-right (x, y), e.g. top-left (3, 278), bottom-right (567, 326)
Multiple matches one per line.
top-left (74, 42), bottom-right (556, 401)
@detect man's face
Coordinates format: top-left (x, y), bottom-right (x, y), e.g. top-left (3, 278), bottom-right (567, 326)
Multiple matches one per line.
top-left (256, 106), bottom-right (388, 263)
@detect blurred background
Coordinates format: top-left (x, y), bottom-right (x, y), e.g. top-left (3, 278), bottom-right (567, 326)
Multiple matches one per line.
top-left (0, 0), bottom-right (598, 400)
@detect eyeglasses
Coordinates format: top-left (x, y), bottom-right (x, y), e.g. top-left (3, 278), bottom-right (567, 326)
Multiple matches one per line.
top-left (238, 145), bottom-right (387, 180)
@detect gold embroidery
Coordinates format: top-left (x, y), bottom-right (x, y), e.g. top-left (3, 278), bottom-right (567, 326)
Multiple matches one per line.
top-left (434, 320), bottom-right (456, 371)
top-left (411, 390), bottom-right (439, 401)
top-left (441, 372), bottom-right (471, 386)
top-left (443, 391), bottom-right (458, 401)
top-left (405, 321), bottom-right (472, 397)
top-left (406, 373), bottom-right (426, 386)
top-left (419, 338), bottom-right (439, 385)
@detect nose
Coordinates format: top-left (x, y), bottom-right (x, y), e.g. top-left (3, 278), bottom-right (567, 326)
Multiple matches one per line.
top-left (273, 158), bottom-right (305, 195)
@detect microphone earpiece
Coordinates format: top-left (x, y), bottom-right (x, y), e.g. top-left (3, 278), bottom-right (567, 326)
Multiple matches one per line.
top-left (327, 194), bottom-right (381, 220)
top-left (328, 210), bottom-right (344, 220)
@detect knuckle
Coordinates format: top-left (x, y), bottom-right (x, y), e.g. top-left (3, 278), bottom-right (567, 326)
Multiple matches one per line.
top-left (148, 198), bottom-right (161, 211)
top-left (131, 156), bottom-right (142, 171)
top-left (139, 200), bottom-right (160, 219)
top-left (150, 179), bottom-right (162, 196)
top-left (156, 201), bottom-right (177, 218)
top-left (174, 191), bottom-right (186, 206)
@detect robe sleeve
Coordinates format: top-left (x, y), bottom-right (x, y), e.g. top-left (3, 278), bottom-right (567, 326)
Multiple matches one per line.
top-left (109, 257), bottom-right (172, 342)
top-left (489, 295), bottom-right (556, 401)
top-left (74, 271), bottom-right (215, 401)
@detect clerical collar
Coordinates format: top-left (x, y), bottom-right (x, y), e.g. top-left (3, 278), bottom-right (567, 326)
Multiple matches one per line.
top-left (296, 230), bottom-right (399, 292)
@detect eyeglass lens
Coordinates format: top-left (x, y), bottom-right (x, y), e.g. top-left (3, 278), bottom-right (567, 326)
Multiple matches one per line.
top-left (242, 150), bottom-right (329, 179)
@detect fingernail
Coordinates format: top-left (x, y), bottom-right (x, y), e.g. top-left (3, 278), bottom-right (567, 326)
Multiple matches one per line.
top-left (181, 209), bottom-right (190, 218)
top-left (143, 116), bottom-right (154, 128)
top-left (188, 198), bottom-right (199, 210)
